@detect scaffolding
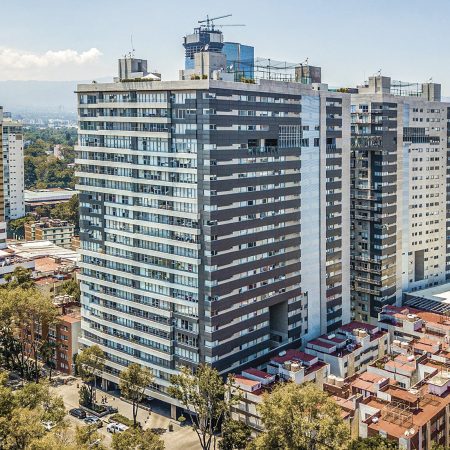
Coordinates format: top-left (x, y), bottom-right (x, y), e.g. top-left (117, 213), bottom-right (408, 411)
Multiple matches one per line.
top-left (381, 401), bottom-right (414, 428)
top-left (390, 80), bottom-right (422, 97)
top-left (225, 57), bottom-right (319, 84)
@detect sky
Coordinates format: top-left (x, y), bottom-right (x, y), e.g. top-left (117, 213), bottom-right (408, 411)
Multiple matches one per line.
top-left (1, 0), bottom-right (450, 93)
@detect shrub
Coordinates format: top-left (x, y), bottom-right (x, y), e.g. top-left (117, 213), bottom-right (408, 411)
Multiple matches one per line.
top-left (110, 413), bottom-right (135, 427)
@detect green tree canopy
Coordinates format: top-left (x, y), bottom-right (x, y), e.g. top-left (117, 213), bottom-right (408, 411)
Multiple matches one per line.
top-left (51, 194), bottom-right (79, 230)
top-left (168, 364), bottom-right (239, 450)
top-left (75, 424), bottom-right (105, 450)
top-left (219, 419), bottom-right (251, 450)
top-left (112, 428), bottom-right (165, 450)
top-left (119, 363), bottom-right (154, 427)
top-left (348, 436), bottom-right (399, 449)
top-left (250, 383), bottom-right (350, 450)
top-left (2, 266), bottom-right (35, 289)
top-left (76, 345), bottom-right (105, 407)
top-left (0, 375), bottom-right (66, 449)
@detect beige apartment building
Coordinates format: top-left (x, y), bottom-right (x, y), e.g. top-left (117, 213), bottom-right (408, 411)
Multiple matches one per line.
top-left (25, 218), bottom-right (75, 249)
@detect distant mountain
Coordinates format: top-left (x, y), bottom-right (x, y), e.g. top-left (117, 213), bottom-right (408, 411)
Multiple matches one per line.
top-left (0, 78), bottom-right (111, 115)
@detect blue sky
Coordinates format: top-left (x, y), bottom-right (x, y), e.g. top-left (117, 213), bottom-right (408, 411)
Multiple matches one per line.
top-left (2, 0), bottom-right (450, 93)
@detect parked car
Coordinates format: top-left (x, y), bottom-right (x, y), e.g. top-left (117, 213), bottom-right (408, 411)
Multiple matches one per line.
top-left (69, 408), bottom-right (86, 419)
top-left (84, 416), bottom-right (103, 428)
top-left (105, 405), bottom-right (118, 414)
top-left (42, 421), bottom-right (56, 431)
top-left (106, 422), bottom-right (128, 434)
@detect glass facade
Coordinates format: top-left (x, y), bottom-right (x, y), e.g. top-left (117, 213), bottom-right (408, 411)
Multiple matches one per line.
top-left (222, 42), bottom-right (255, 80)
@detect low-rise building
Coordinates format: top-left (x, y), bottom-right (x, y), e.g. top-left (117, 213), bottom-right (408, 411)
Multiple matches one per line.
top-left (24, 188), bottom-right (78, 212)
top-left (230, 349), bottom-right (330, 433)
top-left (49, 297), bottom-right (81, 374)
top-left (22, 295), bottom-right (81, 375)
top-left (25, 218), bottom-right (75, 249)
top-left (358, 375), bottom-right (450, 449)
top-left (305, 321), bottom-right (389, 378)
top-left (378, 305), bottom-right (450, 363)
top-left (0, 247), bottom-right (35, 284)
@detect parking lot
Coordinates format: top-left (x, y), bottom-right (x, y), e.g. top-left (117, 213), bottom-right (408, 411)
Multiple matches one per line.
top-left (50, 378), bottom-right (201, 449)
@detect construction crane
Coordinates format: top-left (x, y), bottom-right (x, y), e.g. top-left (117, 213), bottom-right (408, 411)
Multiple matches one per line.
top-left (197, 14), bottom-right (245, 31)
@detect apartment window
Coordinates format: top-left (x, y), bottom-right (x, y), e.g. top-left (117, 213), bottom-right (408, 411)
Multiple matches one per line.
top-left (279, 125), bottom-right (302, 148)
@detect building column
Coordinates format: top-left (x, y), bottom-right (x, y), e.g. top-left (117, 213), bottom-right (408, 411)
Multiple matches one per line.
top-left (101, 378), bottom-right (108, 391)
top-left (171, 404), bottom-right (177, 420)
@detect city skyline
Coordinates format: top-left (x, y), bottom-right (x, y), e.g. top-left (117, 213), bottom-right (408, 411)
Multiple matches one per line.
top-left (1, 0), bottom-right (450, 94)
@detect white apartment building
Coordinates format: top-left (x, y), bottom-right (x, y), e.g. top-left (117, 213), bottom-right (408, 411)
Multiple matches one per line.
top-left (2, 113), bottom-right (25, 220)
top-left (0, 108), bottom-right (6, 249)
top-left (351, 76), bottom-right (450, 322)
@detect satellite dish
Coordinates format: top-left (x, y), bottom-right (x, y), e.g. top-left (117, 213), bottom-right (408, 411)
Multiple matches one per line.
top-left (204, 44), bottom-right (209, 51)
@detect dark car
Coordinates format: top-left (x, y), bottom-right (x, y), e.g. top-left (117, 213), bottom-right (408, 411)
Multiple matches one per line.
top-left (69, 408), bottom-right (86, 419)
top-left (105, 405), bottom-right (118, 414)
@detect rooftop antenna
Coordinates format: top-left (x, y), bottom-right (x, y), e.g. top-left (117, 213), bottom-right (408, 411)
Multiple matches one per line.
top-left (129, 34), bottom-right (135, 58)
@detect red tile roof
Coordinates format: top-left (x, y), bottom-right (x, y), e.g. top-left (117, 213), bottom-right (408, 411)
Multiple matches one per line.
top-left (271, 349), bottom-right (316, 364)
top-left (243, 368), bottom-right (273, 379)
top-left (339, 321), bottom-right (378, 333)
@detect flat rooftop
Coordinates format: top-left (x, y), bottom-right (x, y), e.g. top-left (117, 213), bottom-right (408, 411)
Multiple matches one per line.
top-left (7, 240), bottom-right (80, 264)
top-left (404, 283), bottom-right (450, 314)
top-left (24, 188), bottom-right (78, 203)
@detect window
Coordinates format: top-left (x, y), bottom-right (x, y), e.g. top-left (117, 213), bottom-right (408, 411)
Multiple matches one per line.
top-left (279, 125), bottom-right (302, 148)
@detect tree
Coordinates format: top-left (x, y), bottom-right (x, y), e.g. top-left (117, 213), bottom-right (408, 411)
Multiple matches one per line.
top-left (51, 194), bottom-right (79, 230)
top-left (219, 420), bottom-right (251, 450)
top-left (168, 365), bottom-right (239, 450)
top-left (14, 381), bottom-right (66, 425)
top-left (429, 443), bottom-right (446, 450)
top-left (76, 345), bottom-right (105, 407)
top-left (75, 424), bottom-right (105, 449)
top-left (250, 383), bottom-right (350, 450)
top-left (111, 428), bottom-right (165, 450)
top-left (347, 436), bottom-right (399, 449)
top-left (7, 215), bottom-right (34, 239)
top-left (0, 407), bottom-right (45, 450)
top-left (2, 266), bottom-right (35, 289)
top-left (0, 371), bottom-right (15, 417)
top-left (59, 277), bottom-right (81, 302)
top-left (0, 288), bottom-right (59, 381)
top-left (39, 339), bottom-right (58, 380)
top-left (19, 290), bottom-right (60, 382)
top-left (0, 372), bottom-right (66, 449)
top-left (29, 430), bottom-right (77, 450)
top-left (119, 363), bottom-right (154, 427)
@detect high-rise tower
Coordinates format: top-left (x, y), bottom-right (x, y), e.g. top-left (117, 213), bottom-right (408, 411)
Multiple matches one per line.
top-left (76, 56), bottom-right (351, 407)
top-left (351, 76), bottom-right (450, 322)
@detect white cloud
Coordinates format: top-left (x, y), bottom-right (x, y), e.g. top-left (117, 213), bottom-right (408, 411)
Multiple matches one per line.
top-left (0, 47), bottom-right (102, 70)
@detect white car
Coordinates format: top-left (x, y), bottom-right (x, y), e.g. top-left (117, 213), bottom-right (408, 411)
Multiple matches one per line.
top-left (106, 422), bottom-right (128, 434)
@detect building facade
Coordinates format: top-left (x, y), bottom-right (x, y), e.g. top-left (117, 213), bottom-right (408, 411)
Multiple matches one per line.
top-left (76, 57), bottom-right (351, 406)
top-left (2, 114), bottom-right (25, 220)
top-left (25, 218), bottom-right (75, 249)
top-left (0, 108), bottom-right (6, 249)
top-left (351, 76), bottom-right (450, 323)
